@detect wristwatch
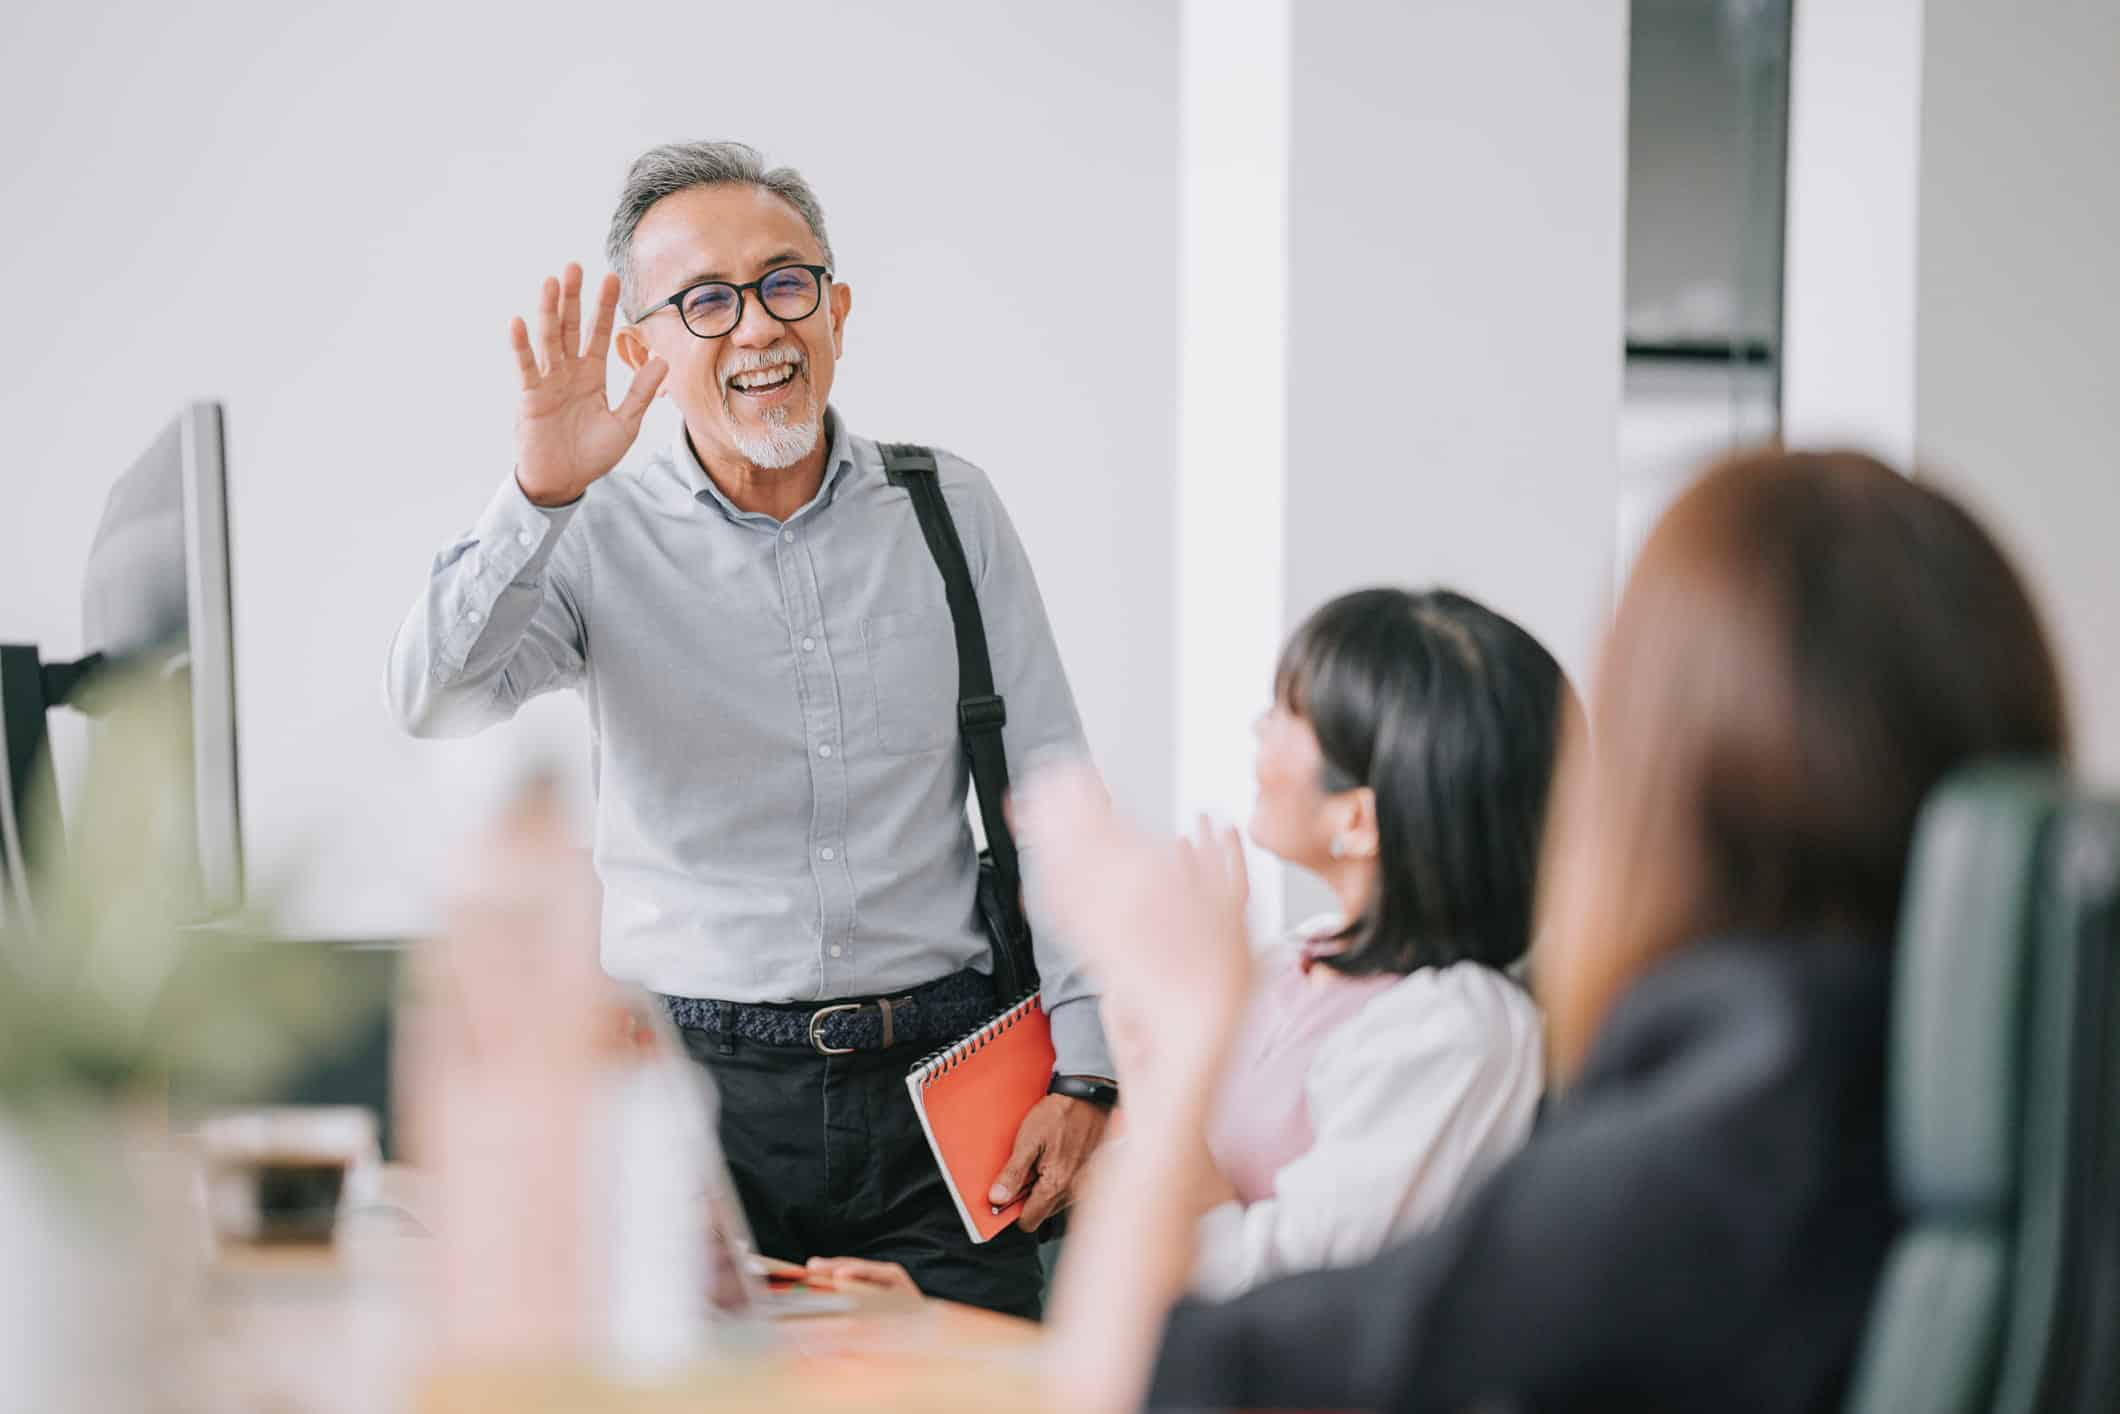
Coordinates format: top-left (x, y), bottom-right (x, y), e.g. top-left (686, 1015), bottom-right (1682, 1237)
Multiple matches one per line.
top-left (1048, 1073), bottom-right (1120, 1109)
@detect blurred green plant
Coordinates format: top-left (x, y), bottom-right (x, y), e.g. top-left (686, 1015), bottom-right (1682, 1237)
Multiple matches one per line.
top-left (0, 664), bottom-right (386, 1140)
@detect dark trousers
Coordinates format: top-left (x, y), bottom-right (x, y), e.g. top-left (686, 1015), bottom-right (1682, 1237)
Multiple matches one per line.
top-left (675, 1024), bottom-right (1046, 1320)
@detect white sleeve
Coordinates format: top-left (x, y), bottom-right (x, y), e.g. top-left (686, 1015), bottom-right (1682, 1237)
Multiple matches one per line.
top-left (1188, 970), bottom-right (1544, 1301)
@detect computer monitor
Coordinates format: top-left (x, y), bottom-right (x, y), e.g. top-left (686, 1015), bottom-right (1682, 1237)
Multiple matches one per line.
top-left (0, 400), bottom-right (242, 925)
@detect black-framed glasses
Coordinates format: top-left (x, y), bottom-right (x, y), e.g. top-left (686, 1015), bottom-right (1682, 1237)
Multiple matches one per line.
top-left (636, 263), bottom-right (832, 339)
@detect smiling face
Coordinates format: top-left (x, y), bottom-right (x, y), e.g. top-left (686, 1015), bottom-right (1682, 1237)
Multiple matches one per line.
top-left (614, 182), bottom-right (852, 473)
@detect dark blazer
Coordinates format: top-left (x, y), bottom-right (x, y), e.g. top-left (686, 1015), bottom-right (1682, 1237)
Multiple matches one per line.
top-left (1148, 933), bottom-right (1897, 1413)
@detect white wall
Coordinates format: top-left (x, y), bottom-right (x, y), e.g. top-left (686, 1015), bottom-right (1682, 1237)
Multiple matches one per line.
top-left (1283, 1), bottom-right (1626, 696)
top-left (1176, 0), bottom-right (1293, 929)
top-left (0, 0), bottom-right (1177, 937)
top-left (1272, 0), bottom-right (1629, 922)
top-left (1781, 0), bottom-right (1925, 460)
top-left (1914, 0), bottom-right (2120, 783)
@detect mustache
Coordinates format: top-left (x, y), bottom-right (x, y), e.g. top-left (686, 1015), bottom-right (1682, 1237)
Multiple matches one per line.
top-left (719, 345), bottom-right (805, 389)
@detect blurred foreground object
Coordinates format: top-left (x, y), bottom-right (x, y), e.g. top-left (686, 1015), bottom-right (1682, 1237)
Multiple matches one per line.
top-left (402, 776), bottom-right (735, 1381)
top-left (0, 680), bottom-right (384, 1409)
top-left (400, 777), bottom-right (611, 1372)
top-left (201, 1105), bottom-right (380, 1245)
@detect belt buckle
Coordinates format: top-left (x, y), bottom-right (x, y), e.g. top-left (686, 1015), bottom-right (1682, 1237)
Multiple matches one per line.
top-left (807, 1002), bottom-right (862, 1055)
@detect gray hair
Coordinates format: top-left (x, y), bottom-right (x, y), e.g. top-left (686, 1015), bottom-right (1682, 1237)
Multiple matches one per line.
top-left (606, 140), bottom-right (836, 319)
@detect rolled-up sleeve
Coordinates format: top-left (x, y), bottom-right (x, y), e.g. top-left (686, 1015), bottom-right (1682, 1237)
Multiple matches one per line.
top-left (385, 473), bottom-right (588, 739)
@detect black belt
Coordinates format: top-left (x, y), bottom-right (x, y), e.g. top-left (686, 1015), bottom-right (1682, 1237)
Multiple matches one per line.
top-left (660, 967), bottom-right (995, 1056)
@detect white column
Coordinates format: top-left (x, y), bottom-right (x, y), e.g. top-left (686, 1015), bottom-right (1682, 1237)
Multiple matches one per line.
top-left (1913, 0), bottom-right (2120, 782)
top-left (1176, 0), bottom-right (1293, 928)
top-left (1177, 0), bottom-right (1629, 929)
top-left (1781, 0), bottom-right (1926, 461)
top-left (1784, 0), bottom-right (2120, 779)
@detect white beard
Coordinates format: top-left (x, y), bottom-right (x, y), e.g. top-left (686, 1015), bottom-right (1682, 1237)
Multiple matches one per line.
top-left (731, 405), bottom-right (822, 469)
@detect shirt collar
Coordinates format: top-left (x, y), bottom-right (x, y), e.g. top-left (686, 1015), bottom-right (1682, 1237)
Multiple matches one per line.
top-left (1297, 937), bottom-right (1346, 974)
top-left (1297, 915), bottom-right (1351, 973)
top-left (669, 405), bottom-right (855, 526)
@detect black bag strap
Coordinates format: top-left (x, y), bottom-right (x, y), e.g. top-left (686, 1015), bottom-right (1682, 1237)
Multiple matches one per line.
top-left (878, 443), bottom-right (1037, 995)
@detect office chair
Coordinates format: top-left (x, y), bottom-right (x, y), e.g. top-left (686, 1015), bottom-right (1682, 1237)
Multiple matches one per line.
top-left (1845, 764), bottom-right (2120, 1413)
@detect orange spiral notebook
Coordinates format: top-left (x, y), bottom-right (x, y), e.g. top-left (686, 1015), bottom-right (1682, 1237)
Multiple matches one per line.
top-left (904, 992), bottom-right (1053, 1244)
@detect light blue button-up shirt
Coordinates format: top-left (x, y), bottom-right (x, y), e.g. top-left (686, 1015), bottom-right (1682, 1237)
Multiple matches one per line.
top-left (387, 409), bottom-right (1109, 1074)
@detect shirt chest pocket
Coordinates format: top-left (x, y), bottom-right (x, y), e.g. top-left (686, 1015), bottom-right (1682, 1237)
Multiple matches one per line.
top-left (862, 610), bottom-right (960, 755)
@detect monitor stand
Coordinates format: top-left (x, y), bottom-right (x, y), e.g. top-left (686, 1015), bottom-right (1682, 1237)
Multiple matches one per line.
top-left (0, 644), bottom-right (105, 925)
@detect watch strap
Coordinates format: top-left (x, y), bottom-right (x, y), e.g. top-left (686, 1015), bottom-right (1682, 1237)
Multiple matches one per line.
top-left (1048, 1073), bottom-right (1120, 1108)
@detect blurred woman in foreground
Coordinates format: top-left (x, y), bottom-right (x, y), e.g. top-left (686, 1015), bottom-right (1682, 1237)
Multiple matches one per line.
top-left (1029, 449), bottom-right (2069, 1413)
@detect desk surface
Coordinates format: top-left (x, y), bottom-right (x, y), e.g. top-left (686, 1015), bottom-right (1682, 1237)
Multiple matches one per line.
top-left (198, 1169), bottom-right (1054, 1413)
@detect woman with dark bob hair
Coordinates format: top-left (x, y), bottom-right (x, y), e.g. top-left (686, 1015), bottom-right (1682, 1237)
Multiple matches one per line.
top-left (807, 588), bottom-right (1571, 1302)
top-left (1026, 448), bottom-right (2069, 1413)
top-left (1183, 587), bottom-right (1567, 1297)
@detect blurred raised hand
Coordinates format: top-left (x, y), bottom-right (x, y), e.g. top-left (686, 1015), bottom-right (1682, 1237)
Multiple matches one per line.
top-left (1016, 762), bottom-right (1253, 1093)
top-left (402, 777), bottom-right (612, 1365)
top-left (1023, 767), bottom-right (1256, 1414)
top-left (510, 264), bottom-right (667, 508)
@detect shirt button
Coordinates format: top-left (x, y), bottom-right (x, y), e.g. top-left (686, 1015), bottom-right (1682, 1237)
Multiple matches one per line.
top-left (829, 945), bottom-right (844, 958)
top-left (801, 637), bottom-right (816, 652)
top-left (516, 530), bottom-right (536, 548)
top-left (782, 529), bottom-right (796, 544)
top-left (820, 847), bottom-right (835, 861)
top-left (466, 608), bottom-right (484, 624)
top-left (817, 743), bottom-right (833, 759)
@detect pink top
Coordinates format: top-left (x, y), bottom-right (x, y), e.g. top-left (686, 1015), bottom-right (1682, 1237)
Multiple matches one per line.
top-left (1188, 917), bottom-right (1547, 1298)
top-left (1206, 921), bottom-right (1398, 1203)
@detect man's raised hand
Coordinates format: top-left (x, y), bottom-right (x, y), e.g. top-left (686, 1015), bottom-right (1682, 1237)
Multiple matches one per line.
top-left (510, 264), bottom-right (667, 507)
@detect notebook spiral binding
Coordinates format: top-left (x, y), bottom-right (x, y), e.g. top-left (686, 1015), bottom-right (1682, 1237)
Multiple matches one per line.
top-left (908, 988), bottom-right (1042, 1082)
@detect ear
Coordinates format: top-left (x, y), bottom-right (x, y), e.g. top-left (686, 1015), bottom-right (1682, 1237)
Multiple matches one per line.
top-left (828, 280), bottom-right (852, 358)
top-left (614, 323), bottom-right (669, 397)
top-left (1334, 787), bottom-right (1380, 860)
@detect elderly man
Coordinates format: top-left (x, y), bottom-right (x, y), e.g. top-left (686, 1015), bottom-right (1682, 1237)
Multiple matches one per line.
top-left (387, 141), bottom-right (1112, 1317)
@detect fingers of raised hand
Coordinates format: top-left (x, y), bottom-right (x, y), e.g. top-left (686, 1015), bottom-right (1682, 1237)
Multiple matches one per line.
top-left (558, 262), bottom-right (584, 361)
top-left (1026, 763), bottom-right (1154, 898)
top-left (585, 271), bottom-right (622, 362)
top-left (1180, 816), bottom-right (1246, 912)
top-left (1196, 819), bottom-right (1249, 911)
top-left (534, 275), bottom-right (564, 372)
top-left (1220, 826), bottom-right (1250, 902)
top-left (509, 318), bottom-right (540, 391)
top-left (521, 267), bottom-right (639, 418)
